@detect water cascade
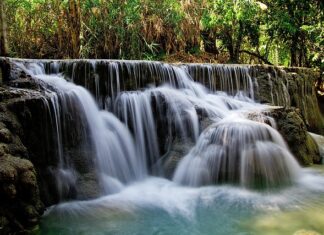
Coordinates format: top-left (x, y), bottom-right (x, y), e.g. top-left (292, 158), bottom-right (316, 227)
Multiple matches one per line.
top-left (15, 62), bottom-right (147, 196)
top-left (173, 118), bottom-right (300, 188)
top-left (11, 59), bottom-right (303, 189)
top-left (8, 59), bottom-right (324, 235)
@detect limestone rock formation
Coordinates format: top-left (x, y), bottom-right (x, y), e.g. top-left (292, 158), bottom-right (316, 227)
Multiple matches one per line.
top-left (269, 107), bottom-right (320, 165)
top-left (0, 93), bottom-right (44, 233)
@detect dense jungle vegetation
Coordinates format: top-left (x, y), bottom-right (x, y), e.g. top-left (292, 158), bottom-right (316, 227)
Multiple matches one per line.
top-left (0, 0), bottom-right (323, 68)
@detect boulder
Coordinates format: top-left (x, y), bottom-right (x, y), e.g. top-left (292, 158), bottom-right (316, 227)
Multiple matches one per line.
top-left (161, 138), bottom-right (195, 179)
top-left (0, 154), bottom-right (44, 234)
top-left (269, 107), bottom-right (321, 165)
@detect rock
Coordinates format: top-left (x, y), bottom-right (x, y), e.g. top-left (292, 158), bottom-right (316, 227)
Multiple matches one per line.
top-left (3, 183), bottom-right (17, 200)
top-left (76, 172), bottom-right (101, 200)
top-left (0, 154), bottom-right (44, 233)
top-left (0, 128), bottom-right (12, 143)
top-left (0, 89), bottom-right (44, 234)
top-left (161, 138), bottom-right (195, 178)
top-left (8, 77), bottom-right (40, 90)
top-left (21, 204), bottom-right (40, 226)
top-left (0, 144), bottom-right (9, 157)
top-left (0, 159), bottom-right (18, 182)
top-left (249, 66), bottom-right (324, 135)
top-left (20, 170), bottom-right (37, 187)
top-left (270, 107), bottom-right (320, 165)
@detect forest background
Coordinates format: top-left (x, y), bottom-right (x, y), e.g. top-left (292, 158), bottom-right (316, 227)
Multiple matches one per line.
top-left (0, 0), bottom-right (323, 69)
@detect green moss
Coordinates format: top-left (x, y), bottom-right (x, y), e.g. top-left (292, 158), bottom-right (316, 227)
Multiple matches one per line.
top-left (305, 134), bottom-right (321, 164)
top-left (271, 108), bottom-right (320, 165)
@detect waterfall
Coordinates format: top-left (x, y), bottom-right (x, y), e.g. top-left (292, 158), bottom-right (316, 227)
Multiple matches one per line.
top-left (42, 76), bottom-right (147, 193)
top-left (11, 59), bottom-right (304, 195)
top-left (14, 61), bottom-right (147, 196)
top-left (173, 118), bottom-right (300, 188)
top-left (7, 59), bottom-right (324, 235)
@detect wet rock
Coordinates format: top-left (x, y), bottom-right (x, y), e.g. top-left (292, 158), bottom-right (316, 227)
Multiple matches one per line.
top-left (8, 77), bottom-right (40, 90)
top-left (270, 107), bottom-right (321, 165)
top-left (161, 138), bottom-right (195, 179)
top-left (76, 172), bottom-right (101, 200)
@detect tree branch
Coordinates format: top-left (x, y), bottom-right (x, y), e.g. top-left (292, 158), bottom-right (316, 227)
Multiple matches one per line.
top-left (239, 50), bottom-right (273, 65)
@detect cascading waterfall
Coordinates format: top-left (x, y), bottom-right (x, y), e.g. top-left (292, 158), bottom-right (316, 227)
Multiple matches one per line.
top-left (173, 118), bottom-right (300, 188)
top-left (9, 59), bottom-right (324, 235)
top-left (114, 91), bottom-right (159, 175)
top-left (15, 61), bottom-right (147, 195)
top-left (43, 76), bottom-right (147, 193)
top-left (12, 59), bottom-right (302, 190)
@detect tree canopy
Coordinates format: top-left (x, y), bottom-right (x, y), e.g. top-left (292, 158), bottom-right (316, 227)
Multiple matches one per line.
top-left (1, 0), bottom-right (323, 68)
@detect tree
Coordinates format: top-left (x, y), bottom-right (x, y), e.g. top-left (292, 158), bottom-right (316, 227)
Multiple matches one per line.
top-left (0, 0), bottom-right (8, 56)
top-left (68, 0), bottom-right (81, 58)
top-left (264, 0), bottom-right (324, 67)
top-left (201, 0), bottom-right (264, 63)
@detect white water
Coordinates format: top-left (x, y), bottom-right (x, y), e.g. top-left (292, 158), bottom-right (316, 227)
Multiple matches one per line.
top-left (15, 62), bottom-right (147, 195)
top-left (42, 74), bottom-right (147, 192)
top-left (11, 59), bottom-right (324, 235)
top-left (173, 118), bottom-right (301, 188)
top-left (13, 60), bottom-right (306, 190)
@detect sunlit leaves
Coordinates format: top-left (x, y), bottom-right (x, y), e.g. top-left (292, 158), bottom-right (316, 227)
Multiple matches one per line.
top-left (2, 0), bottom-right (322, 67)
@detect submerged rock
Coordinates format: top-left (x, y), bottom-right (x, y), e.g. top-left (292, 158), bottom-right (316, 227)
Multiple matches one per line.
top-left (161, 138), bottom-right (195, 179)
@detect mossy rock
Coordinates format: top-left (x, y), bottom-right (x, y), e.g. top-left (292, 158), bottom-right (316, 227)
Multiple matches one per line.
top-left (0, 158), bottom-right (18, 182)
top-left (2, 183), bottom-right (17, 200)
top-left (0, 128), bottom-right (12, 143)
top-left (0, 143), bottom-right (9, 157)
top-left (270, 107), bottom-right (320, 165)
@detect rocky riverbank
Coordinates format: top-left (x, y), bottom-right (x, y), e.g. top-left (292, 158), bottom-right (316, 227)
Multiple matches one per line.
top-left (0, 87), bottom-right (45, 234)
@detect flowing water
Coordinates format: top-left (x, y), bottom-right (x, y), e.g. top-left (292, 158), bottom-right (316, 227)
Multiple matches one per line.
top-left (11, 60), bottom-right (324, 235)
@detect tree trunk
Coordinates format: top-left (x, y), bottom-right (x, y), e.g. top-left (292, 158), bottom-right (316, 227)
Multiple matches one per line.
top-left (55, 0), bottom-right (64, 56)
top-left (224, 31), bottom-right (236, 62)
top-left (232, 21), bottom-right (244, 63)
top-left (201, 30), bottom-right (218, 54)
top-left (0, 0), bottom-right (8, 56)
top-left (290, 45), bottom-right (297, 67)
top-left (290, 31), bottom-right (300, 67)
top-left (68, 0), bottom-right (81, 58)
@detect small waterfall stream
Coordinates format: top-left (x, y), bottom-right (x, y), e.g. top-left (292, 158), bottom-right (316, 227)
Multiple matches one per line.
top-left (11, 59), bottom-right (324, 235)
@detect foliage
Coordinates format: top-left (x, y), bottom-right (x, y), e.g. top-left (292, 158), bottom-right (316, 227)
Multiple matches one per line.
top-left (201, 0), bottom-right (263, 62)
top-left (2, 0), bottom-right (323, 68)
